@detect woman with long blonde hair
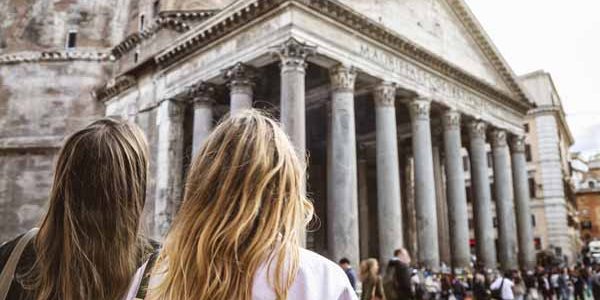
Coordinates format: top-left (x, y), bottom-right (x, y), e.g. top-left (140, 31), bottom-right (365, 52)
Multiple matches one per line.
top-left (0, 118), bottom-right (157, 300)
top-left (138, 110), bottom-right (355, 300)
top-left (359, 259), bottom-right (386, 300)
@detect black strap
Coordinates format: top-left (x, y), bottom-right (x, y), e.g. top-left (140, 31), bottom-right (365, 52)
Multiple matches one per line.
top-left (135, 252), bottom-right (160, 299)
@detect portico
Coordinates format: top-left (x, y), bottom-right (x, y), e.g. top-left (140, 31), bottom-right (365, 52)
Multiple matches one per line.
top-left (96, 0), bottom-right (536, 271)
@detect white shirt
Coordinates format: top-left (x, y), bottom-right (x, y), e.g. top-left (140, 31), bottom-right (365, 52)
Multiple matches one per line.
top-left (490, 277), bottom-right (515, 300)
top-left (126, 248), bottom-right (357, 300)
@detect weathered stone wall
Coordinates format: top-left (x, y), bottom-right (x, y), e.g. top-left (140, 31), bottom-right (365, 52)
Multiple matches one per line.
top-left (0, 0), bottom-right (130, 242)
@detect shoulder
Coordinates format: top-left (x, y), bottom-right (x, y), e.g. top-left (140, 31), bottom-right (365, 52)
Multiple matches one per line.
top-left (289, 249), bottom-right (357, 299)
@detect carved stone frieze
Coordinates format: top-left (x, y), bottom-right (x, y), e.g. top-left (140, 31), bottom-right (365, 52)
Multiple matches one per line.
top-left (490, 129), bottom-right (508, 148)
top-left (374, 82), bottom-right (396, 107)
top-left (93, 75), bottom-right (137, 102)
top-left (0, 50), bottom-right (111, 65)
top-left (442, 110), bottom-right (461, 131)
top-left (408, 98), bottom-right (431, 121)
top-left (330, 65), bottom-right (356, 92)
top-left (272, 38), bottom-right (316, 71)
top-left (467, 120), bottom-right (488, 140)
top-left (223, 62), bottom-right (257, 88)
top-left (510, 136), bottom-right (526, 153)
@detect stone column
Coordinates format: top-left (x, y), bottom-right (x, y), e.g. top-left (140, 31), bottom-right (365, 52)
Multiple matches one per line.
top-left (432, 141), bottom-right (451, 267)
top-left (187, 82), bottom-right (216, 156)
top-left (408, 98), bottom-right (440, 270)
top-left (491, 129), bottom-right (519, 271)
top-left (358, 155), bottom-right (370, 260)
top-left (442, 110), bottom-right (471, 270)
top-left (511, 136), bottom-right (536, 270)
top-left (273, 38), bottom-right (315, 161)
top-left (374, 82), bottom-right (403, 263)
top-left (154, 99), bottom-right (185, 238)
top-left (327, 65), bottom-right (359, 266)
top-left (224, 62), bottom-right (255, 114)
top-left (468, 121), bottom-right (497, 269)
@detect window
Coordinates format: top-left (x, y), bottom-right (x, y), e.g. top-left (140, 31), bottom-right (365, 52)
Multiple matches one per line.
top-left (534, 237), bottom-right (542, 250)
top-left (463, 156), bottom-right (469, 172)
top-left (589, 181), bottom-right (596, 189)
top-left (531, 214), bottom-right (536, 227)
top-left (524, 123), bottom-right (529, 133)
top-left (153, 0), bottom-right (160, 17)
top-left (528, 178), bottom-right (536, 198)
top-left (66, 30), bottom-right (77, 49)
top-left (582, 220), bottom-right (593, 230)
top-left (140, 15), bottom-right (145, 31)
top-left (466, 186), bottom-right (472, 203)
top-left (525, 144), bottom-right (532, 162)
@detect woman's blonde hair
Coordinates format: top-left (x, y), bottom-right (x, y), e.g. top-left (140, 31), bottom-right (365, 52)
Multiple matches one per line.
top-left (359, 258), bottom-right (379, 282)
top-left (30, 118), bottom-right (150, 300)
top-left (152, 110), bottom-right (314, 300)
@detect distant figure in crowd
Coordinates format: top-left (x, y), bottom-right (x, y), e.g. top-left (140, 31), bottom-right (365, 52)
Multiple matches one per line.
top-left (0, 118), bottom-right (158, 300)
top-left (383, 248), bottom-right (412, 300)
top-left (340, 257), bottom-right (358, 291)
top-left (522, 270), bottom-right (538, 300)
top-left (557, 268), bottom-right (570, 300)
top-left (572, 268), bottom-right (586, 300)
top-left (512, 271), bottom-right (526, 300)
top-left (536, 267), bottom-right (552, 300)
top-left (490, 271), bottom-right (515, 300)
top-left (472, 268), bottom-right (490, 300)
top-left (129, 111), bottom-right (356, 300)
top-left (591, 265), bottom-right (600, 300)
top-left (360, 258), bottom-right (386, 300)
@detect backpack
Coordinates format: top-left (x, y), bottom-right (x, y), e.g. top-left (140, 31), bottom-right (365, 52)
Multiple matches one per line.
top-left (491, 278), bottom-right (505, 300)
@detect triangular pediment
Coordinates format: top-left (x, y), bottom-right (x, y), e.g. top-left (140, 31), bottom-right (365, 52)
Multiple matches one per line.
top-left (335, 0), bottom-right (515, 96)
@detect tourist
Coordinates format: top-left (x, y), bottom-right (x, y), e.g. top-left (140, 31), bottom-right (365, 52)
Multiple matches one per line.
top-left (592, 265), bottom-right (600, 300)
top-left (473, 268), bottom-right (490, 300)
top-left (550, 268), bottom-right (560, 299)
top-left (536, 268), bottom-right (552, 300)
top-left (359, 258), bottom-right (386, 300)
top-left (522, 270), bottom-right (538, 300)
top-left (572, 268), bottom-right (586, 300)
top-left (0, 118), bottom-right (157, 300)
top-left (490, 271), bottom-right (515, 300)
top-left (451, 274), bottom-right (468, 300)
top-left (340, 257), bottom-right (358, 291)
top-left (382, 248), bottom-right (412, 300)
top-left (512, 271), bottom-right (526, 300)
top-left (129, 111), bottom-right (356, 300)
top-left (557, 268), bottom-right (570, 300)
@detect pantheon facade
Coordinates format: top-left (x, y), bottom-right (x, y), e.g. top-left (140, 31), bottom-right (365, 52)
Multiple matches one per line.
top-left (0, 0), bottom-right (537, 272)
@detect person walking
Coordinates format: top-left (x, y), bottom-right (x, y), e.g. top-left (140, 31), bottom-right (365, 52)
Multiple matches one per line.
top-left (128, 111), bottom-right (356, 300)
top-left (536, 268), bottom-right (552, 300)
top-left (490, 271), bottom-right (515, 300)
top-left (0, 118), bottom-right (158, 300)
top-left (360, 259), bottom-right (386, 300)
top-left (522, 270), bottom-right (538, 300)
top-left (512, 271), bottom-right (526, 300)
top-left (340, 258), bottom-right (358, 291)
top-left (382, 248), bottom-right (412, 300)
top-left (473, 269), bottom-right (490, 300)
top-left (557, 268), bottom-right (570, 300)
top-left (572, 268), bottom-right (586, 300)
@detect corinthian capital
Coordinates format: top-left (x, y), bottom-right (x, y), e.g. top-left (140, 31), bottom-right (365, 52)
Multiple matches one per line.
top-left (467, 120), bottom-right (487, 140)
top-left (374, 82), bottom-right (396, 107)
top-left (442, 110), bottom-right (461, 131)
top-left (223, 62), bottom-right (256, 88)
top-left (510, 135), bottom-right (526, 153)
top-left (490, 129), bottom-right (508, 148)
top-left (330, 64), bottom-right (356, 92)
top-left (408, 98), bottom-right (431, 121)
top-left (187, 81), bottom-right (216, 105)
top-left (272, 38), bottom-right (316, 71)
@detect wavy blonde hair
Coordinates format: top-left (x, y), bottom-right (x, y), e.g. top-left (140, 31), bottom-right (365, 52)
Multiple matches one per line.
top-left (359, 258), bottom-right (380, 282)
top-left (152, 110), bottom-right (314, 300)
top-left (29, 118), bottom-right (150, 300)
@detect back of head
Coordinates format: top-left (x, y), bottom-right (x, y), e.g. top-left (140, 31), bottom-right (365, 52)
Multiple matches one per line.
top-left (155, 110), bottom-right (313, 300)
top-left (32, 118), bottom-right (149, 300)
top-left (359, 258), bottom-right (379, 282)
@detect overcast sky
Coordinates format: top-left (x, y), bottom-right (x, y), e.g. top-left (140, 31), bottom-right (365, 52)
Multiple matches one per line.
top-left (464, 0), bottom-right (600, 158)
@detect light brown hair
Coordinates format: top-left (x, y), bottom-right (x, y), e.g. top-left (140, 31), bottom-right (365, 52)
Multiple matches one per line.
top-left (359, 258), bottom-right (380, 282)
top-left (151, 110), bottom-right (314, 300)
top-left (30, 118), bottom-right (150, 300)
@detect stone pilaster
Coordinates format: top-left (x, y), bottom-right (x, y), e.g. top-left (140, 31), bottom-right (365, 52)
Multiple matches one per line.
top-left (408, 98), bottom-right (440, 270)
top-left (327, 65), bottom-right (359, 267)
top-left (468, 120), bottom-right (497, 269)
top-left (442, 110), bottom-right (471, 270)
top-left (154, 99), bottom-right (185, 238)
top-left (223, 62), bottom-right (256, 114)
top-left (187, 81), bottom-right (216, 156)
top-left (374, 82), bottom-right (403, 263)
top-left (511, 136), bottom-right (536, 270)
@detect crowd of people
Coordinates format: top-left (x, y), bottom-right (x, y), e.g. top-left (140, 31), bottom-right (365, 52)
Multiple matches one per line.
top-left (340, 254), bottom-right (600, 300)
